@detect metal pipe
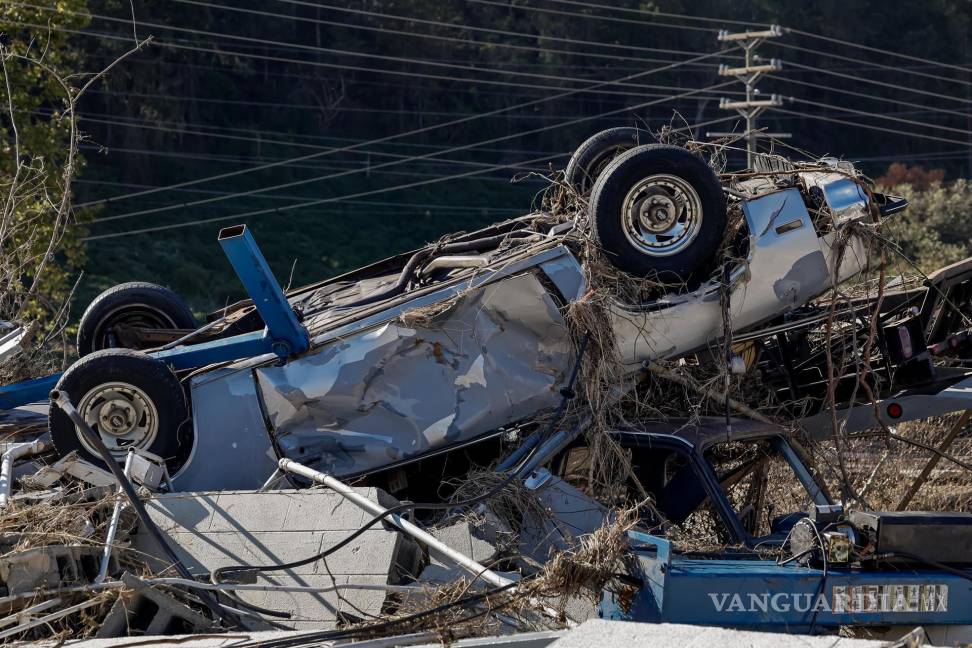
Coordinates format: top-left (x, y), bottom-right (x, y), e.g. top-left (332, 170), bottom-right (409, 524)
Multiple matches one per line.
top-left (96, 449), bottom-right (134, 583)
top-left (0, 598), bottom-right (62, 630)
top-left (277, 458), bottom-right (514, 588)
top-left (495, 430), bottom-right (543, 473)
top-left (420, 255), bottom-right (490, 275)
top-left (0, 439), bottom-right (51, 507)
top-left (516, 426), bottom-right (581, 478)
top-left (0, 597), bottom-right (104, 641)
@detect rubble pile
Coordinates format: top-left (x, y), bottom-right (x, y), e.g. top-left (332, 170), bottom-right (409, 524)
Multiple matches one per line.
top-left (2, 138), bottom-right (972, 645)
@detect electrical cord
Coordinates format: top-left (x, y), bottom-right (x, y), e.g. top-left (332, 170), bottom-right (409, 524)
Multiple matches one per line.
top-left (868, 552), bottom-right (972, 584)
top-left (212, 334), bottom-right (590, 587)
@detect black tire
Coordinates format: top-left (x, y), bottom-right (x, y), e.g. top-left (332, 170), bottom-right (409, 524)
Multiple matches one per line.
top-left (50, 349), bottom-right (191, 472)
top-left (565, 127), bottom-right (647, 195)
top-left (589, 144), bottom-right (726, 283)
top-left (77, 282), bottom-right (196, 356)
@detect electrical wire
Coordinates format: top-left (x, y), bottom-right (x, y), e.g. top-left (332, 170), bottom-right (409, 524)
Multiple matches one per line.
top-left (81, 107), bottom-right (737, 240)
top-left (774, 107), bottom-right (972, 147)
top-left (69, 46), bottom-right (727, 210)
top-left (542, 0), bottom-right (768, 28)
top-left (173, 0), bottom-right (718, 69)
top-left (788, 97), bottom-right (972, 138)
top-left (786, 26), bottom-right (972, 76)
top-left (784, 60), bottom-right (972, 108)
top-left (774, 41), bottom-right (972, 90)
top-left (9, 2), bottom-right (736, 100)
top-left (211, 334), bottom-right (588, 588)
top-left (465, 0), bottom-right (718, 34)
top-left (273, 0), bottom-right (735, 60)
top-left (80, 74), bottom-right (732, 225)
top-left (527, 0), bottom-right (972, 82)
top-left (766, 74), bottom-right (972, 121)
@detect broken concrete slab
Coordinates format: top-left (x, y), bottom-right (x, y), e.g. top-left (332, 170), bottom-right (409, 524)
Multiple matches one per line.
top-left (430, 519), bottom-right (497, 565)
top-left (133, 488), bottom-right (422, 630)
top-left (28, 451), bottom-right (115, 489)
top-left (97, 572), bottom-right (214, 638)
top-left (0, 545), bottom-right (109, 596)
top-left (518, 470), bottom-right (609, 564)
top-left (29, 450), bottom-right (164, 490)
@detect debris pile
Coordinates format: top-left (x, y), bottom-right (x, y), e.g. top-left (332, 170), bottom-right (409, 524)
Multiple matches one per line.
top-left (2, 135), bottom-right (972, 645)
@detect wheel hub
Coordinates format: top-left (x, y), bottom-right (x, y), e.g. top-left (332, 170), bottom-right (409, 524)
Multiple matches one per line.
top-left (638, 193), bottom-right (679, 233)
top-left (621, 174), bottom-right (704, 258)
top-left (78, 382), bottom-right (159, 459)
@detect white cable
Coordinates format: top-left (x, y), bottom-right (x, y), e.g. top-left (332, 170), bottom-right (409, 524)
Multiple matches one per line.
top-left (175, 0), bottom-right (718, 68)
top-left (82, 114), bottom-right (737, 241)
top-left (70, 49), bottom-right (727, 209)
top-left (274, 0), bottom-right (734, 59)
top-left (775, 107), bottom-right (970, 147)
top-left (84, 79), bottom-right (734, 225)
top-left (10, 2), bottom-right (734, 99)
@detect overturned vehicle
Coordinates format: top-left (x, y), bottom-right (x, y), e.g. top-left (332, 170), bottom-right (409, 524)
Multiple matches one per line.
top-left (0, 132), bottom-right (899, 490)
top-left (4, 129), bottom-right (972, 641)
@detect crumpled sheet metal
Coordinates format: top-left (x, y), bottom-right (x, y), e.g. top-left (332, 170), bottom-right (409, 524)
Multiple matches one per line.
top-left (610, 186), bottom-right (867, 364)
top-left (255, 272), bottom-right (571, 477)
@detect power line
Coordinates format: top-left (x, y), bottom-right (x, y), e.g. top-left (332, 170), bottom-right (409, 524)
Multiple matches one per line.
top-left (534, 0), bottom-right (972, 85)
top-left (9, 3), bottom-right (734, 99)
top-left (774, 41), bottom-right (972, 90)
top-left (75, 178), bottom-right (524, 212)
top-left (540, 0), bottom-right (768, 29)
top-left (85, 79), bottom-right (733, 225)
top-left (171, 0), bottom-right (716, 70)
top-left (60, 108), bottom-right (566, 159)
top-left (74, 49), bottom-right (727, 209)
top-left (76, 143), bottom-right (552, 187)
top-left (83, 88), bottom-right (643, 120)
top-left (465, 0), bottom-right (718, 34)
top-left (82, 114), bottom-right (736, 241)
top-left (786, 26), bottom-right (972, 76)
top-left (784, 60), bottom-right (972, 108)
top-left (789, 97), bottom-right (972, 138)
top-left (775, 107), bottom-right (971, 147)
top-left (274, 0), bottom-right (735, 60)
top-left (535, 0), bottom-right (971, 79)
top-left (767, 73), bottom-right (972, 121)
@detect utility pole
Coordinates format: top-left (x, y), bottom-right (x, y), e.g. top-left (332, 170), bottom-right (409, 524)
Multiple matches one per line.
top-left (707, 26), bottom-right (789, 169)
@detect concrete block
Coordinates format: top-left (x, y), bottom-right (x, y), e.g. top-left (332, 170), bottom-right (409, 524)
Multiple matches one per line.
top-left (519, 470), bottom-right (608, 564)
top-left (132, 487), bottom-right (421, 631)
top-left (209, 492), bottom-right (291, 532)
top-left (97, 572), bottom-right (214, 638)
top-left (142, 492), bottom-right (220, 533)
top-left (430, 519), bottom-right (497, 567)
top-left (0, 545), bottom-right (107, 595)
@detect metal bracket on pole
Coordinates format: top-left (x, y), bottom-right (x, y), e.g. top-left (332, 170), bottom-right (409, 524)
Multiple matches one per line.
top-left (711, 25), bottom-right (789, 169)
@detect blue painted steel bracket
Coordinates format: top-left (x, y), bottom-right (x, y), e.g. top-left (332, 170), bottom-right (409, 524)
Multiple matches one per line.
top-left (0, 224), bottom-right (309, 409)
top-left (217, 224), bottom-right (309, 358)
top-left (601, 531), bottom-right (972, 632)
top-left (0, 374), bottom-right (60, 410)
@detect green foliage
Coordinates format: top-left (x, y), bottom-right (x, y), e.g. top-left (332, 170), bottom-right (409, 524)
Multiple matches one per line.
top-left (0, 1), bottom-right (90, 322)
top-left (883, 180), bottom-right (972, 274)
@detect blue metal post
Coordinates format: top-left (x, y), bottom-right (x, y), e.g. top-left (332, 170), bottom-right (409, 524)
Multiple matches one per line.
top-left (217, 224), bottom-right (310, 358)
